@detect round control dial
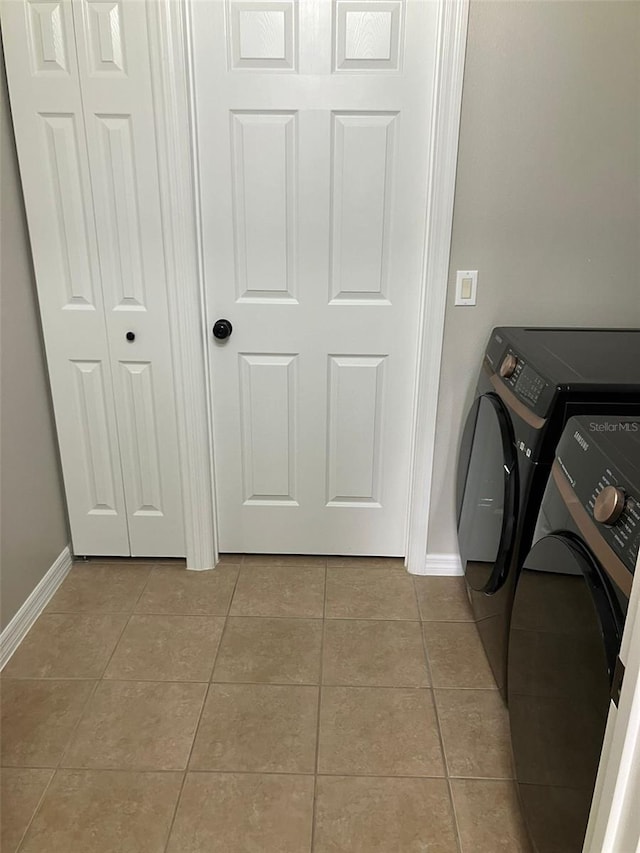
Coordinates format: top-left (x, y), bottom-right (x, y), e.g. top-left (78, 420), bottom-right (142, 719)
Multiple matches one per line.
top-left (594, 486), bottom-right (626, 526)
top-left (499, 354), bottom-right (518, 379)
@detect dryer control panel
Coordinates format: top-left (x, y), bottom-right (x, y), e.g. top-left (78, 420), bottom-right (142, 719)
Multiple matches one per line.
top-left (557, 417), bottom-right (640, 573)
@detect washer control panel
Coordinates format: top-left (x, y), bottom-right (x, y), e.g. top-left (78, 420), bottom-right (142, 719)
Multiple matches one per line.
top-left (485, 335), bottom-right (555, 417)
top-left (557, 417), bottom-right (640, 573)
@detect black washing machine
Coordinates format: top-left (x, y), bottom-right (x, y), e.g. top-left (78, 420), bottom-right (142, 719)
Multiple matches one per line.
top-left (456, 327), bottom-right (640, 697)
top-left (508, 416), bottom-right (639, 853)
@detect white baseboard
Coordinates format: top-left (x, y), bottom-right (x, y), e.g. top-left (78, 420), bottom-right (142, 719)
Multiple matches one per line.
top-left (0, 545), bottom-right (73, 670)
top-left (408, 552), bottom-right (463, 577)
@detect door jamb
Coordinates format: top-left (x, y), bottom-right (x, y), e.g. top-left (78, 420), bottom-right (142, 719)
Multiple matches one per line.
top-left (584, 553), bottom-right (640, 851)
top-left (405, 0), bottom-right (469, 574)
top-left (147, 0), bottom-right (218, 570)
top-left (148, 0), bottom-right (469, 570)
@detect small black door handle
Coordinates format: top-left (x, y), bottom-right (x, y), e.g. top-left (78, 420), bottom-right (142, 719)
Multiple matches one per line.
top-left (126, 331), bottom-right (135, 342)
top-left (213, 319), bottom-right (233, 340)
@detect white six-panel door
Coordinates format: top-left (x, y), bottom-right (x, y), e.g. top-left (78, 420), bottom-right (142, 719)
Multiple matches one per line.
top-left (192, 0), bottom-right (439, 554)
top-left (2, 0), bottom-right (185, 556)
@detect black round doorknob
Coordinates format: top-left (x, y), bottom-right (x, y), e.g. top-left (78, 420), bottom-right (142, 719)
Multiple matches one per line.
top-left (213, 319), bottom-right (233, 340)
top-left (126, 331), bottom-right (135, 342)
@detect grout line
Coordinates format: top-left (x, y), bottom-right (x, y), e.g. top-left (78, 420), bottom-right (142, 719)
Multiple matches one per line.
top-left (0, 676), bottom-right (476, 690)
top-left (447, 776), bottom-right (466, 853)
top-left (1, 675), bottom-right (483, 689)
top-left (160, 680), bottom-right (211, 853)
top-left (2, 764), bottom-right (472, 779)
top-left (36, 610), bottom-right (475, 622)
top-left (204, 619), bottom-right (227, 684)
top-left (13, 768), bottom-right (56, 853)
top-left (1, 677), bottom-right (449, 689)
top-left (309, 558), bottom-right (328, 853)
top-left (43, 608), bottom-right (145, 616)
top-left (98, 612), bottom-right (135, 682)
top-left (195, 562), bottom-right (241, 686)
top-left (55, 678), bottom-right (102, 772)
top-left (202, 562), bottom-right (243, 687)
top-left (225, 563), bottom-right (244, 619)
top-left (130, 567), bottom-right (156, 611)
top-left (412, 577), bottom-right (464, 853)
top-left (165, 558), bottom-right (244, 845)
top-left (40, 608), bottom-right (467, 623)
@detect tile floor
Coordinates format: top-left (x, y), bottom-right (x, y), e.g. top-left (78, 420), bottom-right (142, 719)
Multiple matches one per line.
top-left (1, 556), bottom-right (532, 852)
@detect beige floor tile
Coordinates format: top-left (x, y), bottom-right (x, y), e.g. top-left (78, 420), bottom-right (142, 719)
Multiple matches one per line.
top-left (0, 769), bottom-right (53, 853)
top-left (423, 621), bottom-right (496, 689)
top-left (190, 683), bottom-right (318, 773)
top-left (1, 680), bottom-right (94, 767)
top-left (243, 554), bottom-right (327, 568)
top-left (2, 614), bottom-right (127, 679)
top-left (451, 779), bottom-right (532, 853)
top-left (167, 772), bottom-right (314, 853)
top-left (325, 568), bottom-right (419, 620)
top-left (62, 681), bottom-right (206, 770)
top-left (46, 563), bottom-right (152, 613)
top-left (322, 620), bottom-right (429, 687)
top-left (230, 566), bottom-right (325, 618)
top-left (414, 576), bottom-right (474, 621)
top-left (19, 770), bottom-right (182, 853)
top-left (318, 686), bottom-right (444, 777)
top-left (216, 553), bottom-right (244, 565)
top-left (104, 615), bottom-right (224, 682)
top-left (314, 776), bottom-right (458, 853)
top-left (213, 617), bottom-right (322, 684)
top-left (135, 565), bottom-right (239, 615)
top-left (435, 689), bottom-right (513, 779)
top-left (326, 557), bottom-right (405, 570)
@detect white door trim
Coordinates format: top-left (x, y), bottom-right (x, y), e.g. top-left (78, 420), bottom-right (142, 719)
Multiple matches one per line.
top-left (584, 557), bottom-right (640, 851)
top-left (146, 0), bottom-right (218, 570)
top-left (405, 0), bottom-right (469, 574)
top-left (148, 0), bottom-right (468, 568)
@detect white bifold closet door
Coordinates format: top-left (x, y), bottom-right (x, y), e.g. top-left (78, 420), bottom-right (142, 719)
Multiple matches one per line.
top-left (2, 0), bottom-right (185, 557)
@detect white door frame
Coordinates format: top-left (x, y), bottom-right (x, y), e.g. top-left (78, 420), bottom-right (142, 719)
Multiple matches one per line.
top-left (146, 0), bottom-right (469, 571)
top-left (584, 554), bottom-right (640, 851)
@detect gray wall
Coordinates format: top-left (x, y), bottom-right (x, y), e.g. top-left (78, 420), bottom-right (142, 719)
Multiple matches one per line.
top-left (428, 0), bottom-right (640, 556)
top-left (1, 45), bottom-right (69, 630)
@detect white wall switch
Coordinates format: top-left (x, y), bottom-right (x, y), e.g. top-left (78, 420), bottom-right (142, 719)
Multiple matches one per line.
top-left (455, 270), bottom-right (478, 306)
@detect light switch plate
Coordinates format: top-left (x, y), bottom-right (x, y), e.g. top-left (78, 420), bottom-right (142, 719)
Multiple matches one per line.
top-left (455, 270), bottom-right (478, 306)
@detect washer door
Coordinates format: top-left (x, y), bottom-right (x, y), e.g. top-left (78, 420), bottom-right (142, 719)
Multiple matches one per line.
top-left (508, 534), bottom-right (623, 853)
top-left (457, 393), bottom-right (518, 593)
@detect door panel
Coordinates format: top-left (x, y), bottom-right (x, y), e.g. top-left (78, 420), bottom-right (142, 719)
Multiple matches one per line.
top-left (71, 360), bottom-right (122, 516)
top-left (231, 111), bottom-right (297, 300)
top-left (239, 353), bottom-right (298, 504)
top-left (327, 355), bottom-right (386, 505)
top-left (71, 0), bottom-right (185, 556)
top-left (193, 0), bottom-right (438, 554)
top-left (2, 0), bottom-right (130, 555)
top-left (40, 113), bottom-right (97, 308)
top-left (330, 112), bottom-right (396, 302)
